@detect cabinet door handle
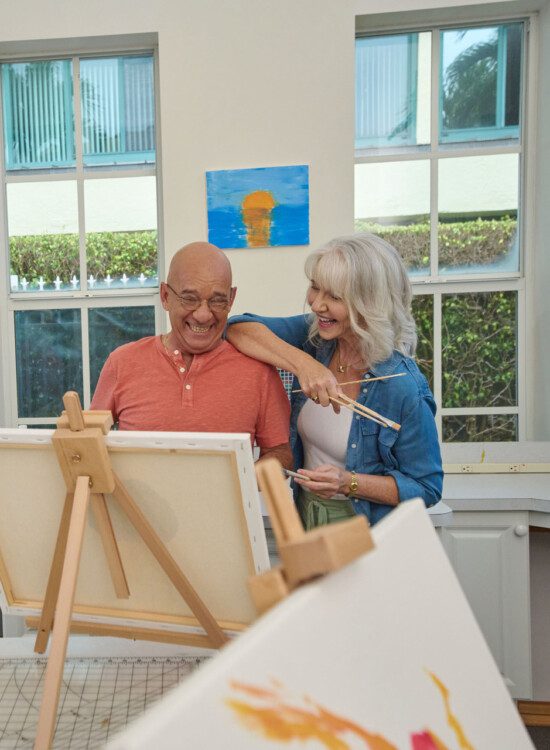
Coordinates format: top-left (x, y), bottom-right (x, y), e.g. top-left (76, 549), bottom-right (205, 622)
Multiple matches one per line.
top-left (514, 525), bottom-right (528, 537)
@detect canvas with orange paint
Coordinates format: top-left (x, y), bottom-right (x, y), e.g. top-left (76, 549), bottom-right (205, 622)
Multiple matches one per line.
top-left (206, 165), bottom-right (309, 249)
top-left (107, 501), bottom-right (534, 750)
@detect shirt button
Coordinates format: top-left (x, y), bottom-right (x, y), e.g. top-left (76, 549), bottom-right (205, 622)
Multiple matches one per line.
top-left (351, 443), bottom-right (356, 449)
top-left (174, 349), bottom-right (179, 355)
top-left (363, 388), bottom-right (368, 393)
top-left (185, 384), bottom-right (191, 390)
top-left (355, 415), bottom-right (360, 420)
top-left (179, 367), bottom-right (186, 373)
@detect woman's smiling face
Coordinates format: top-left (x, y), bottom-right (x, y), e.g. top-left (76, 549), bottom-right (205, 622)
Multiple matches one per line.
top-left (306, 281), bottom-right (351, 341)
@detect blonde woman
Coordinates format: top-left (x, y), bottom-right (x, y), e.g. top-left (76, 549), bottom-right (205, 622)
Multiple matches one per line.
top-left (226, 233), bottom-right (443, 528)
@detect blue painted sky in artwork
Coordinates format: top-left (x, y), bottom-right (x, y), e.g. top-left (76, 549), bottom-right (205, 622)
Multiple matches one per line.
top-left (206, 165), bottom-right (309, 249)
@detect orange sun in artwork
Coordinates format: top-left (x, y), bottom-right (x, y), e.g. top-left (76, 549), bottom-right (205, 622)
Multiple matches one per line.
top-left (241, 190), bottom-right (276, 247)
top-left (225, 672), bottom-right (475, 750)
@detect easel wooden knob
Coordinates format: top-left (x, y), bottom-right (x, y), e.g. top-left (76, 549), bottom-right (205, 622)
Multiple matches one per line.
top-left (249, 459), bottom-right (374, 615)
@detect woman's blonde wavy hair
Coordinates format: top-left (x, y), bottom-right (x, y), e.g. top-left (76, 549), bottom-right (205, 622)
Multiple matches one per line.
top-left (305, 233), bottom-right (417, 366)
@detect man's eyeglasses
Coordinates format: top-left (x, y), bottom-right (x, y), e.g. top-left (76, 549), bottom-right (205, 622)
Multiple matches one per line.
top-left (164, 282), bottom-right (233, 312)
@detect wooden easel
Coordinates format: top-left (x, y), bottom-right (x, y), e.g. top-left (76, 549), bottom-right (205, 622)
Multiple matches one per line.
top-left (33, 392), bottom-right (227, 750)
top-left (249, 458), bottom-right (375, 615)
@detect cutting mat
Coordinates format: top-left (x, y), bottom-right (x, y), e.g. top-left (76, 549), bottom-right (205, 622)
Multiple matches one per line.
top-left (0, 656), bottom-right (205, 748)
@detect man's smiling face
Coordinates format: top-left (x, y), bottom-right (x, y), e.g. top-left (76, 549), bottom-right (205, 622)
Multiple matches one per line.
top-left (160, 243), bottom-right (236, 356)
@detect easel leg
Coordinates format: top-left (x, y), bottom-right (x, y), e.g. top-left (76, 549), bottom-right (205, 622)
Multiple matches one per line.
top-left (90, 493), bottom-right (130, 598)
top-left (34, 492), bottom-right (74, 654)
top-left (34, 476), bottom-right (91, 750)
top-left (111, 473), bottom-right (228, 648)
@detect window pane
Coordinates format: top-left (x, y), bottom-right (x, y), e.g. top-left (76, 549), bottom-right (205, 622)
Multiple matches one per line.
top-left (80, 55), bottom-right (155, 166)
top-left (438, 154), bottom-right (519, 274)
top-left (354, 161), bottom-right (430, 273)
top-left (443, 414), bottom-right (517, 442)
top-left (355, 32), bottom-right (430, 149)
top-left (8, 181), bottom-right (80, 293)
top-left (1, 59), bottom-right (74, 170)
top-left (440, 23), bottom-right (522, 143)
top-left (442, 291), bottom-right (517, 408)
top-left (15, 309), bottom-right (83, 418)
top-left (412, 295), bottom-right (433, 389)
top-left (89, 306), bottom-right (155, 393)
top-left (84, 176), bottom-right (158, 289)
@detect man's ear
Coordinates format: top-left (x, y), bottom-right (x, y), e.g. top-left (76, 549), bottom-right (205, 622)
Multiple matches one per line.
top-left (160, 282), bottom-right (170, 311)
top-left (228, 286), bottom-right (237, 309)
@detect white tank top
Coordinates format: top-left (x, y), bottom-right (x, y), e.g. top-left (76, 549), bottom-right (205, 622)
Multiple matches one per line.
top-left (297, 399), bottom-right (353, 471)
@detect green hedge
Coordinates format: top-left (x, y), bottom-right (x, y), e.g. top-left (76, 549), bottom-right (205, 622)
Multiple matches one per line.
top-left (12, 219), bottom-right (516, 281)
top-left (354, 217), bottom-right (517, 269)
top-left (10, 230), bottom-right (158, 282)
top-left (411, 290), bottom-right (517, 442)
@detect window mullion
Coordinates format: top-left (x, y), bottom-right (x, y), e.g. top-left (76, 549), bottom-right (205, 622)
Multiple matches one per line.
top-left (433, 291), bottom-right (442, 439)
top-left (496, 26), bottom-right (507, 130)
top-left (81, 304), bottom-right (91, 408)
top-left (0, 78), bottom-right (13, 426)
top-left (7, 311), bottom-right (18, 425)
top-left (522, 17), bottom-right (537, 440)
top-left (118, 58), bottom-right (127, 154)
top-left (517, 284), bottom-right (526, 440)
top-left (73, 56), bottom-right (87, 294)
top-left (430, 28), bottom-right (439, 280)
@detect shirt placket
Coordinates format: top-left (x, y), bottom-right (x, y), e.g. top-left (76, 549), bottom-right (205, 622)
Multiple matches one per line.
top-left (164, 345), bottom-right (195, 407)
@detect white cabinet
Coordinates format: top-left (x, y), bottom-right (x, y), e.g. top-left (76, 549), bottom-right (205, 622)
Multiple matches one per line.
top-left (438, 510), bottom-right (532, 699)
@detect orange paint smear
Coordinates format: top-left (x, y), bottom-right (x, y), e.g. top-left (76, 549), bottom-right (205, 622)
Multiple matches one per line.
top-left (227, 682), bottom-right (397, 750)
top-left (230, 680), bottom-right (279, 701)
top-left (227, 673), bottom-right (476, 750)
top-left (427, 672), bottom-right (475, 750)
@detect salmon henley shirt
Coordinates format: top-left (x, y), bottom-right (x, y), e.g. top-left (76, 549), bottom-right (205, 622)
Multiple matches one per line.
top-left (91, 336), bottom-right (290, 448)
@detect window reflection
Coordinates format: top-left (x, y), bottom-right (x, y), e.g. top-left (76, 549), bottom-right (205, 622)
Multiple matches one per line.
top-left (15, 309), bottom-right (83, 418)
top-left (440, 23), bottom-right (522, 143)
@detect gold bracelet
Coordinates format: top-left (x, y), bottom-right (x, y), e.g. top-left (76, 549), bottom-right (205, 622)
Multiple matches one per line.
top-left (348, 471), bottom-right (358, 496)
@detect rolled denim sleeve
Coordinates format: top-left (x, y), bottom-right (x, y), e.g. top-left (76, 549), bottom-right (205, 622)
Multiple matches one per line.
top-left (386, 393), bottom-right (443, 507)
top-left (227, 313), bottom-right (310, 349)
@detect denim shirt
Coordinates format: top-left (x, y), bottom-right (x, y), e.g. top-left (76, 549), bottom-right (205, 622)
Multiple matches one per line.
top-left (227, 313), bottom-right (443, 525)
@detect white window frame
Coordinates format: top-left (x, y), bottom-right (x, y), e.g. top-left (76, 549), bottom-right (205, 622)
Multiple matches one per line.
top-left (0, 41), bottom-right (165, 427)
top-left (355, 12), bottom-right (536, 442)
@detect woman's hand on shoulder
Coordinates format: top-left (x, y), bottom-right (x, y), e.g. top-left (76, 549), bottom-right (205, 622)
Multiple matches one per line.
top-left (296, 357), bottom-right (341, 411)
top-left (294, 464), bottom-right (348, 499)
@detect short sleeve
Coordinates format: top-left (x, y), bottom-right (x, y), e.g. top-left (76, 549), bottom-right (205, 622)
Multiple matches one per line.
top-left (254, 365), bottom-right (291, 448)
top-left (90, 356), bottom-right (118, 418)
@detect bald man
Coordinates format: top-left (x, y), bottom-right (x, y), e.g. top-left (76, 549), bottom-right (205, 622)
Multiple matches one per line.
top-left (91, 242), bottom-right (292, 468)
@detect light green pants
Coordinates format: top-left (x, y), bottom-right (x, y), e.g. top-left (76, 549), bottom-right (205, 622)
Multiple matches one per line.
top-left (297, 488), bottom-right (356, 531)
